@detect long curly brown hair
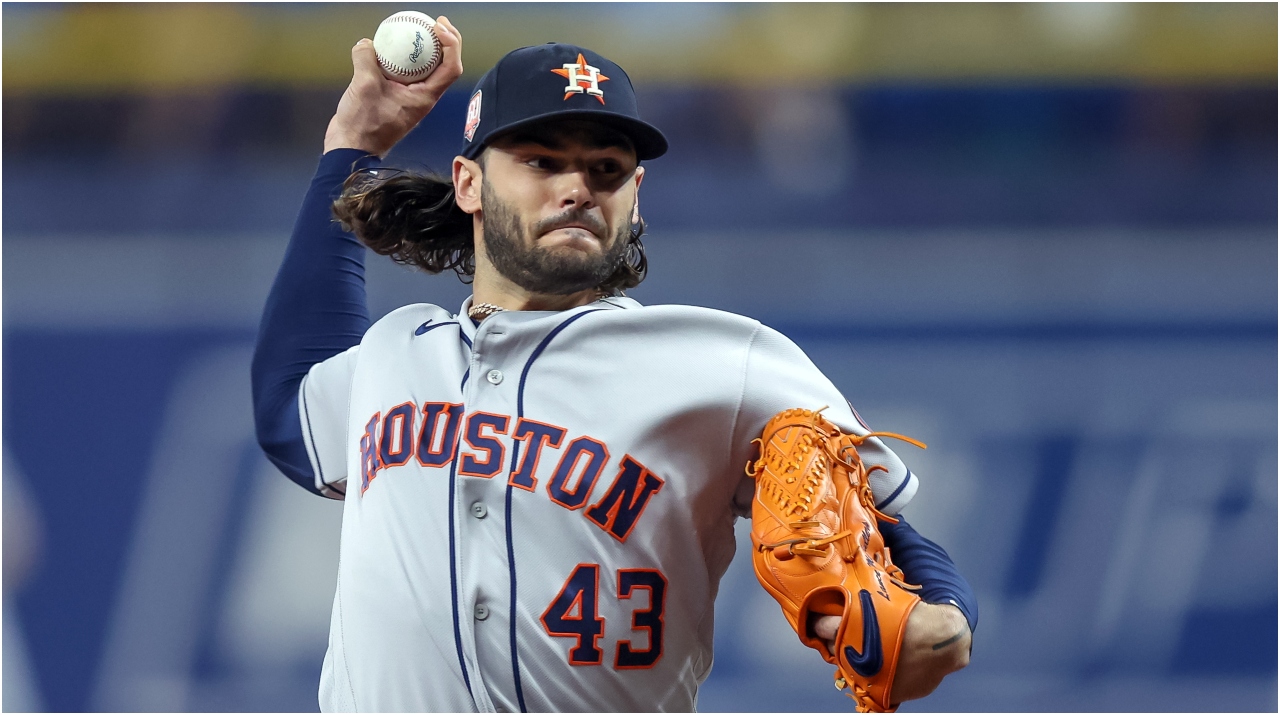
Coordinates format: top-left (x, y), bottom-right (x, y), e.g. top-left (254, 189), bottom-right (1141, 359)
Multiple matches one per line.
top-left (332, 167), bottom-right (648, 293)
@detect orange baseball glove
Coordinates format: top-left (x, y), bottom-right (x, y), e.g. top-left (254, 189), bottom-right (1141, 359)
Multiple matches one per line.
top-left (748, 408), bottom-right (925, 713)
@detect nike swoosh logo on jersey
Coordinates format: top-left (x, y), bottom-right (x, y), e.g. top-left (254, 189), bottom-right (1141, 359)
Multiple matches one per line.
top-left (414, 320), bottom-right (433, 335)
top-left (843, 589), bottom-right (883, 677)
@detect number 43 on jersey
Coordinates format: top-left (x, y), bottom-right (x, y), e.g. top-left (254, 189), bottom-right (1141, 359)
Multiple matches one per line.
top-left (541, 564), bottom-right (666, 669)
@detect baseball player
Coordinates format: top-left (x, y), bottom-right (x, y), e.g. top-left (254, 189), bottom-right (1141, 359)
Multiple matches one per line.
top-left (252, 20), bottom-right (976, 712)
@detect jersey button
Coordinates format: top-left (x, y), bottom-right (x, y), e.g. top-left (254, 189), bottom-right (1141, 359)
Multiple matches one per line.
top-left (470, 501), bottom-right (488, 519)
top-left (474, 604), bottom-right (490, 621)
top-left (486, 369), bottom-right (503, 385)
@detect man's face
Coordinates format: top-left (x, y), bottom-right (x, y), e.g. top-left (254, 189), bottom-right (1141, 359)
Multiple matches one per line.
top-left (476, 121), bottom-right (642, 295)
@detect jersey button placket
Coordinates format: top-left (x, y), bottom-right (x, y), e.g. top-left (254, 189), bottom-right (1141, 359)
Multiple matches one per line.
top-left (461, 331), bottom-right (520, 713)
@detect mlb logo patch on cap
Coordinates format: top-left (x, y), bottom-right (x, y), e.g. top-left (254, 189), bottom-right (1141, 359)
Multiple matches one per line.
top-left (464, 90), bottom-right (482, 142)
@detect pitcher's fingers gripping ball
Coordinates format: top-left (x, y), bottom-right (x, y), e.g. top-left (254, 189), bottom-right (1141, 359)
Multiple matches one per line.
top-left (373, 10), bottom-right (443, 84)
top-left (749, 408), bottom-right (927, 713)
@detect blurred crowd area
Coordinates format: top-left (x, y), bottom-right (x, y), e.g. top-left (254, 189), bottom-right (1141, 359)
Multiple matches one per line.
top-left (3, 3), bottom-right (1276, 713)
top-left (4, 2), bottom-right (1276, 231)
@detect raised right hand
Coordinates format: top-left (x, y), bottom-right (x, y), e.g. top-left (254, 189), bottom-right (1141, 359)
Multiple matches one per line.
top-left (323, 16), bottom-right (464, 157)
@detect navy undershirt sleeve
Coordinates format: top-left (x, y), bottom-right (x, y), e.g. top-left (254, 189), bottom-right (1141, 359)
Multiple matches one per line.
top-left (251, 149), bottom-right (381, 495)
top-left (881, 516), bottom-right (979, 633)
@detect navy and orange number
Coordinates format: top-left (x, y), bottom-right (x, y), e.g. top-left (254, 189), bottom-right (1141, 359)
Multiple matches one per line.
top-left (541, 564), bottom-right (667, 669)
top-left (615, 569), bottom-right (666, 669)
top-left (540, 564), bottom-right (605, 665)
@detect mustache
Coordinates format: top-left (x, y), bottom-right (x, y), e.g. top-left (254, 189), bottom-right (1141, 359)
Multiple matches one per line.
top-left (533, 209), bottom-right (609, 238)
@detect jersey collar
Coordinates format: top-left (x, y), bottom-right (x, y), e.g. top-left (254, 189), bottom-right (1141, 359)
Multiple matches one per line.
top-left (456, 294), bottom-right (639, 341)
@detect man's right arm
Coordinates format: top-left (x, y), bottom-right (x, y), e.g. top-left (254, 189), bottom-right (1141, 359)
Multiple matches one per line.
top-left (251, 21), bottom-right (465, 496)
top-left (250, 148), bottom-right (379, 496)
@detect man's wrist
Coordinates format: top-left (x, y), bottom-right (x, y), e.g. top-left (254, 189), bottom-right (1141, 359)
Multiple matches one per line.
top-left (323, 133), bottom-right (381, 156)
top-left (323, 116), bottom-right (388, 156)
top-left (319, 147), bottom-right (378, 163)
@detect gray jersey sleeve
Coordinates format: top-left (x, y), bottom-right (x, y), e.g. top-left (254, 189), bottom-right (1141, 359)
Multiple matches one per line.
top-left (729, 324), bottom-right (919, 518)
top-left (299, 345), bottom-right (360, 499)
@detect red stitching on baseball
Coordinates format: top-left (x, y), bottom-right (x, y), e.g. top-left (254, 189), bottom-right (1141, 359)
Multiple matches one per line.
top-left (379, 15), bottom-right (440, 77)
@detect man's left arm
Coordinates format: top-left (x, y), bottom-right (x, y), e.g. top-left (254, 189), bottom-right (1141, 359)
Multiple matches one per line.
top-left (732, 323), bottom-right (976, 706)
top-left (812, 517), bottom-right (977, 703)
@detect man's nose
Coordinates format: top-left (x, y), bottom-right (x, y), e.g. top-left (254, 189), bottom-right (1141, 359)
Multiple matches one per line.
top-left (556, 171), bottom-right (594, 209)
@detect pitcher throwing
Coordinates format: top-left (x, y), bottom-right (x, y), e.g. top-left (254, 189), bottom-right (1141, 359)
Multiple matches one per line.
top-left (252, 17), bottom-right (976, 712)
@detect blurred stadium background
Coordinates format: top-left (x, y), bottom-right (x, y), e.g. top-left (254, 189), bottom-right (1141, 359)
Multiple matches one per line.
top-left (3, 3), bottom-right (1275, 712)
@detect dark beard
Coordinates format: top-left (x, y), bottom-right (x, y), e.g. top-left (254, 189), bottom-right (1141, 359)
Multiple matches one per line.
top-left (481, 180), bottom-right (630, 296)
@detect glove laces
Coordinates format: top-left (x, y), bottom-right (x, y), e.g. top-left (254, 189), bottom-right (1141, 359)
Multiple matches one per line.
top-left (750, 409), bottom-right (926, 562)
top-left (834, 672), bottom-right (887, 713)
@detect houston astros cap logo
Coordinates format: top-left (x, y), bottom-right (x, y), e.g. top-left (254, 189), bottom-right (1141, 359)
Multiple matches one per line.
top-left (458, 44), bottom-right (668, 160)
top-left (551, 53), bottom-right (609, 104)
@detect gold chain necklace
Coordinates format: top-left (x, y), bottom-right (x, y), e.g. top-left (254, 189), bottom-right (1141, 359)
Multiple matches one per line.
top-left (468, 292), bottom-right (611, 321)
top-left (467, 302), bottom-right (507, 321)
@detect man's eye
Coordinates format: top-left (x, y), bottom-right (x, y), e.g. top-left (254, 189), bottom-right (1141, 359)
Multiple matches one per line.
top-left (594, 161), bottom-right (622, 174)
top-left (527, 157), bottom-right (555, 170)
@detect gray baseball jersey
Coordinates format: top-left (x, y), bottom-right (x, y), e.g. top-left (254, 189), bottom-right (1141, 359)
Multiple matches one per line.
top-left (300, 295), bottom-right (919, 712)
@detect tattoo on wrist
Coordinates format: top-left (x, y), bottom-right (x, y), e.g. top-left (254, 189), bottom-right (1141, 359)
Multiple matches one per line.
top-left (931, 629), bottom-right (966, 651)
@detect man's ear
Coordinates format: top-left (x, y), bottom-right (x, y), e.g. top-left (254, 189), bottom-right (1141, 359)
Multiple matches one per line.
top-left (631, 166), bottom-right (645, 224)
top-left (453, 156), bottom-right (482, 215)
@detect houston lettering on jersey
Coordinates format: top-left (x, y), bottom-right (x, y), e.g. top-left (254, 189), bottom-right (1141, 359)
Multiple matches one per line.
top-left (361, 401), bottom-right (664, 542)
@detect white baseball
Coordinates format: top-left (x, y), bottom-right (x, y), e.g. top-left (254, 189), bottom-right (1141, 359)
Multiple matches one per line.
top-left (372, 11), bottom-right (442, 84)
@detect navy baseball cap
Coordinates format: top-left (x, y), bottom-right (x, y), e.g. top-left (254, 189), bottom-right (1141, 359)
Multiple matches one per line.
top-left (459, 43), bottom-right (668, 161)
